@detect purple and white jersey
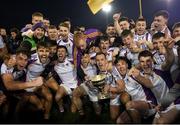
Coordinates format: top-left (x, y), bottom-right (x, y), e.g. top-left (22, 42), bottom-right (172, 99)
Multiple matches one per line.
top-left (26, 53), bottom-right (49, 92)
top-left (106, 47), bottom-right (119, 61)
top-left (141, 72), bottom-right (169, 105)
top-left (81, 64), bottom-right (97, 79)
top-left (134, 32), bottom-right (152, 50)
top-left (119, 47), bottom-right (139, 66)
top-left (54, 58), bottom-right (78, 89)
top-left (115, 71), bottom-right (147, 101)
top-left (152, 50), bottom-right (165, 70)
top-left (57, 38), bottom-right (74, 61)
top-left (26, 53), bottom-right (49, 81)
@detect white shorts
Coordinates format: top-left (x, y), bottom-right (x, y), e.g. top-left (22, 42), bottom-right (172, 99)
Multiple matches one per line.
top-left (60, 84), bottom-right (74, 95)
top-left (80, 83), bottom-right (98, 102)
top-left (110, 94), bottom-right (120, 106)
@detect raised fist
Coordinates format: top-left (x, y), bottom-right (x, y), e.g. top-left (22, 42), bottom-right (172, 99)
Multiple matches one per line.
top-left (113, 13), bottom-right (121, 21)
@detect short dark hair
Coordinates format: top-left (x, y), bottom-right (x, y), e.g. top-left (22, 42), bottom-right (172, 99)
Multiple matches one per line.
top-left (37, 42), bottom-right (49, 49)
top-left (107, 23), bottom-right (114, 28)
top-left (119, 16), bottom-right (129, 23)
top-left (138, 50), bottom-right (153, 60)
top-left (32, 12), bottom-right (43, 18)
top-left (58, 22), bottom-right (70, 29)
top-left (48, 25), bottom-right (57, 29)
top-left (121, 29), bottom-right (133, 38)
top-left (152, 32), bottom-right (165, 41)
top-left (46, 40), bottom-right (57, 47)
top-left (62, 17), bottom-right (71, 22)
top-left (82, 51), bottom-right (89, 57)
top-left (43, 18), bottom-right (50, 21)
top-left (154, 10), bottom-right (169, 20)
top-left (10, 28), bottom-right (20, 34)
top-left (99, 35), bottom-right (109, 42)
top-left (57, 45), bottom-right (68, 53)
top-left (115, 56), bottom-right (132, 69)
top-left (172, 22), bottom-right (180, 31)
top-left (136, 17), bottom-right (146, 23)
top-left (95, 52), bottom-right (106, 59)
top-left (16, 48), bottom-right (30, 58)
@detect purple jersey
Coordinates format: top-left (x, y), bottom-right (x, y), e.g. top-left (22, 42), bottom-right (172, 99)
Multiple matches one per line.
top-left (154, 69), bottom-right (174, 89)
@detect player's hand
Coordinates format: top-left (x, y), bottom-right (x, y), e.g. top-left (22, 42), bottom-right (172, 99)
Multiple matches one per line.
top-left (113, 12), bottom-right (121, 21)
top-left (32, 77), bottom-right (44, 87)
top-left (128, 67), bottom-right (140, 78)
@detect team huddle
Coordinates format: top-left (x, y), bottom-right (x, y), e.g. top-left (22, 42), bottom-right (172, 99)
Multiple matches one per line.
top-left (0, 10), bottom-right (180, 124)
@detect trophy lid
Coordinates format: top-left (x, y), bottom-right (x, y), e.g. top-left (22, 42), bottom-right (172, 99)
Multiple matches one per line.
top-left (91, 74), bottom-right (106, 82)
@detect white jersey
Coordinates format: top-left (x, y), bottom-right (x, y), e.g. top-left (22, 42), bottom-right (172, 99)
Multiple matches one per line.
top-left (54, 58), bottom-right (78, 89)
top-left (1, 63), bottom-right (27, 83)
top-left (171, 46), bottom-right (179, 73)
top-left (106, 47), bottom-right (119, 61)
top-left (152, 50), bottom-right (165, 70)
top-left (113, 68), bottom-right (147, 101)
top-left (81, 64), bottom-right (97, 79)
top-left (134, 32), bottom-right (152, 50)
top-left (26, 53), bottom-right (49, 92)
top-left (26, 53), bottom-right (49, 81)
top-left (119, 47), bottom-right (139, 66)
top-left (142, 72), bottom-right (169, 105)
top-left (57, 38), bottom-right (74, 61)
top-left (0, 63), bottom-right (14, 75)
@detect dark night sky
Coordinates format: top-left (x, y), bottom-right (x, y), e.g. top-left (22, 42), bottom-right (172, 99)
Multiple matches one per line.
top-left (0, 0), bottom-right (180, 31)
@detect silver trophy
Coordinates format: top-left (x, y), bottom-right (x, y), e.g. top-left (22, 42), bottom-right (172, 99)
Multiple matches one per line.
top-left (91, 74), bottom-right (110, 100)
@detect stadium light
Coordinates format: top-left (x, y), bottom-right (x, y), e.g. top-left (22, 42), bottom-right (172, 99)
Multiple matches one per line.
top-left (102, 4), bottom-right (112, 13)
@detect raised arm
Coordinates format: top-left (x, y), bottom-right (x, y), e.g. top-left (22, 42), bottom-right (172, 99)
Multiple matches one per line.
top-left (128, 67), bottom-right (154, 88)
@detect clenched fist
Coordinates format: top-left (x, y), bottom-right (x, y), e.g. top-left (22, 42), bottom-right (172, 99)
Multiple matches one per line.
top-left (113, 13), bottom-right (121, 21)
top-left (128, 67), bottom-right (140, 78)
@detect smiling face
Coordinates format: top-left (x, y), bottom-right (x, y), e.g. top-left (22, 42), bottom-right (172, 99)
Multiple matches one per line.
top-left (34, 28), bottom-right (45, 39)
top-left (48, 28), bottom-right (58, 40)
top-left (96, 53), bottom-right (107, 72)
top-left (106, 26), bottom-right (116, 37)
top-left (116, 60), bottom-right (128, 77)
top-left (119, 21), bottom-right (130, 31)
top-left (153, 16), bottom-right (167, 31)
top-left (99, 40), bottom-right (110, 54)
top-left (153, 36), bottom-right (165, 52)
top-left (59, 26), bottom-right (69, 41)
top-left (135, 21), bottom-right (146, 35)
top-left (37, 46), bottom-right (50, 64)
top-left (122, 35), bottom-right (133, 48)
top-left (139, 56), bottom-right (153, 74)
top-left (16, 53), bottom-right (28, 71)
top-left (57, 47), bottom-right (67, 63)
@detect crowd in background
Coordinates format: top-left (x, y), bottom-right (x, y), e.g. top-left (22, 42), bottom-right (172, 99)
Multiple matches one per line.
top-left (0, 10), bottom-right (180, 124)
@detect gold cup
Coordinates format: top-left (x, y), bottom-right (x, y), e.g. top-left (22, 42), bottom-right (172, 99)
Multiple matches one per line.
top-left (91, 74), bottom-right (110, 100)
